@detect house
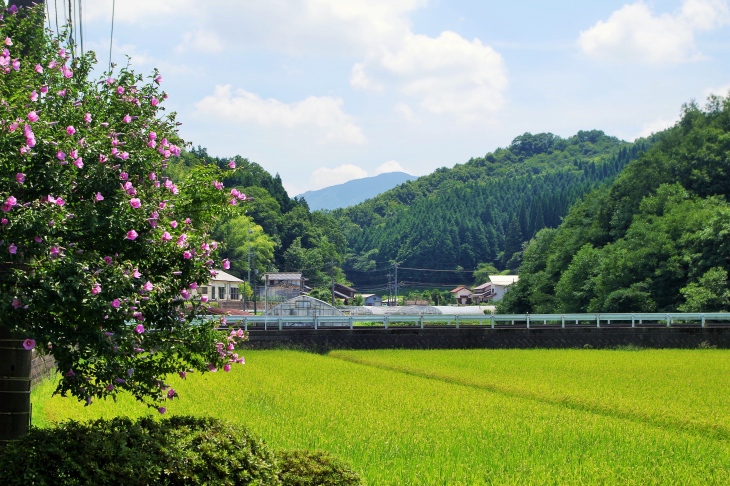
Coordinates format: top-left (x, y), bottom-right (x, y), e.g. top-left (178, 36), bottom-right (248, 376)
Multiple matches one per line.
top-left (470, 282), bottom-right (496, 304)
top-left (260, 272), bottom-right (311, 303)
top-left (450, 285), bottom-right (472, 305)
top-left (333, 283), bottom-right (357, 304)
top-left (362, 294), bottom-right (382, 306)
top-left (197, 270), bottom-right (244, 302)
top-left (488, 275), bottom-right (519, 302)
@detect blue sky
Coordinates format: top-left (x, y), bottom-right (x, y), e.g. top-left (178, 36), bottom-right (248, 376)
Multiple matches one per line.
top-left (49, 0), bottom-right (730, 195)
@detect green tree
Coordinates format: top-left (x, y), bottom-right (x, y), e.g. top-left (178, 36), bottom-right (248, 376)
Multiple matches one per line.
top-left (679, 267), bottom-right (730, 312)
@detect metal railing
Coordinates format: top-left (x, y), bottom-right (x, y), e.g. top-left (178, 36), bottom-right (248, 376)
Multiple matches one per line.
top-left (220, 313), bottom-right (730, 331)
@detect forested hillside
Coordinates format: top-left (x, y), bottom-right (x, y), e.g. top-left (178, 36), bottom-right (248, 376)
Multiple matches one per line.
top-left (334, 130), bottom-right (653, 287)
top-left (166, 148), bottom-right (349, 289)
top-left (499, 95), bottom-right (730, 313)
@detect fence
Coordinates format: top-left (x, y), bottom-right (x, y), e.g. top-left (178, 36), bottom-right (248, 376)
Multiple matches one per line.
top-left (224, 312), bottom-right (730, 331)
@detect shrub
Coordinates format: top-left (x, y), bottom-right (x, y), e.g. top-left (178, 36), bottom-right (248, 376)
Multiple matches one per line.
top-left (0, 416), bottom-right (280, 485)
top-left (276, 450), bottom-right (363, 486)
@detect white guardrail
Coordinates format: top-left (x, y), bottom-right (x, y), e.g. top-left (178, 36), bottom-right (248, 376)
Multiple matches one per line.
top-left (217, 313), bottom-right (730, 331)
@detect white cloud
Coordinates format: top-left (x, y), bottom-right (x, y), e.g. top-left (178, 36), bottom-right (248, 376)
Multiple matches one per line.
top-left (80, 0), bottom-right (196, 23)
top-left (578, 0), bottom-right (730, 64)
top-left (350, 63), bottom-right (384, 92)
top-left (704, 83), bottom-right (730, 98)
top-left (310, 164), bottom-right (368, 190)
top-left (195, 85), bottom-right (365, 144)
top-left (394, 102), bottom-right (417, 122)
top-left (355, 31), bottom-right (508, 120)
top-left (176, 30), bottom-right (225, 54)
top-left (375, 160), bottom-right (407, 175)
top-left (635, 117), bottom-right (679, 139)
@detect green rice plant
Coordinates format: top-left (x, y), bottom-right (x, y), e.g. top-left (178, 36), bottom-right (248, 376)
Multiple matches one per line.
top-left (32, 350), bottom-right (730, 485)
top-left (329, 349), bottom-right (730, 439)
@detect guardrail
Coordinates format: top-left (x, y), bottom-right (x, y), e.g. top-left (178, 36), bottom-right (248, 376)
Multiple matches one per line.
top-left (220, 313), bottom-right (730, 331)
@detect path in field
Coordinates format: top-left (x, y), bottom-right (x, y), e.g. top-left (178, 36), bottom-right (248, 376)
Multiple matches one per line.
top-left (329, 349), bottom-right (730, 441)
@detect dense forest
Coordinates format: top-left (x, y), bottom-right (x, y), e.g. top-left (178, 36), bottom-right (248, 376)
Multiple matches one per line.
top-left (165, 148), bottom-right (349, 290)
top-left (499, 95), bottom-right (730, 313)
top-left (332, 130), bottom-right (654, 288)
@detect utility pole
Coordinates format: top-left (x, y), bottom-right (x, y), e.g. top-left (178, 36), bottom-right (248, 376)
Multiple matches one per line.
top-left (246, 220), bottom-right (252, 312)
top-left (394, 262), bottom-right (399, 307)
top-left (252, 249), bottom-right (257, 314)
top-left (331, 259), bottom-right (335, 307)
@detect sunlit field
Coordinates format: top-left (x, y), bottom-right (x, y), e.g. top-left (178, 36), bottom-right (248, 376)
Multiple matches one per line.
top-left (32, 349), bottom-right (730, 485)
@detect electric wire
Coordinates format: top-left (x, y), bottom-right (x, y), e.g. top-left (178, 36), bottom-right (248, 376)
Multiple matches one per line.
top-left (108, 0), bottom-right (115, 71)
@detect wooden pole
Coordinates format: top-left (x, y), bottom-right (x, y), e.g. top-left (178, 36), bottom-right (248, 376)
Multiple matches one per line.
top-left (0, 327), bottom-right (32, 445)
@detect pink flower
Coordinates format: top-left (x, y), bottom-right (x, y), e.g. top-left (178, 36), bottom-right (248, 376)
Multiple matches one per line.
top-left (12, 59), bottom-right (19, 71)
top-left (183, 251), bottom-right (192, 259)
top-left (132, 268), bottom-right (142, 278)
top-left (223, 364), bottom-right (231, 372)
top-left (12, 298), bottom-right (22, 309)
top-left (161, 231), bottom-right (172, 242)
top-left (189, 282), bottom-right (198, 290)
top-left (148, 172), bottom-right (156, 180)
top-left (223, 259), bottom-right (231, 270)
top-left (207, 363), bottom-right (217, 372)
top-left (91, 283), bottom-right (101, 295)
top-left (151, 97), bottom-right (159, 106)
top-left (106, 384), bottom-right (114, 392)
top-left (133, 312), bottom-right (144, 321)
top-left (167, 389), bottom-right (175, 399)
top-left (104, 256), bottom-right (113, 264)
top-left (95, 192), bottom-right (104, 202)
top-left (34, 236), bottom-right (42, 243)
top-left (8, 243), bottom-right (17, 255)
top-left (176, 234), bottom-right (187, 247)
top-left (40, 85), bottom-right (48, 93)
top-left (99, 154), bottom-right (108, 164)
top-left (179, 371), bottom-right (187, 379)
top-left (126, 230), bottom-right (138, 240)
top-left (23, 339), bottom-right (35, 350)
top-left (159, 201), bottom-right (166, 209)
top-left (135, 324), bottom-right (145, 334)
top-left (57, 89), bottom-right (66, 97)
top-left (56, 198), bottom-right (65, 206)
top-left (181, 289), bottom-right (191, 300)
top-left (111, 298), bottom-right (121, 308)
top-left (158, 407), bottom-right (166, 414)
top-left (4, 37), bottom-right (11, 46)
top-left (142, 281), bottom-right (153, 292)
top-left (74, 158), bottom-right (83, 168)
top-left (27, 111), bottom-right (39, 122)
top-left (116, 86), bottom-right (125, 95)
top-left (83, 112), bottom-right (92, 123)
top-left (119, 172), bottom-right (128, 181)
top-left (154, 75), bottom-right (162, 84)
top-left (212, 181), bottom-right (223, 190)
top-left (228, 160), bottom-right (236, 169)
top-left (62, 66), bottom-right (73, 78)
top-left (50, 246), bottom-right (61, 258)
top-left (56, 150), bottom-right (66, 161)
top-left (66, 126), bottom-right (75, 135)
top-left (35, 63), bottom-right (43, 73)
top-left (30, 90), bottom-right (38, 102)
top-left (122, 114), bottom-right (131, 123)
top-left (201, 296), bottom-right (209, 303)
top-left (12, 172), bottom-right (23, 185)
top-left (129, 198), bottom-right (141, 209)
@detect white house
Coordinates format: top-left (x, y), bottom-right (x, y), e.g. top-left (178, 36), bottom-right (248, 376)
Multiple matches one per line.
top-left (488, 275), bottom-right (519, 302)
top-left (362, 294), bottom-right (382, 307)
top-left (196, 270), bottom-right (244, 302)
top-left (450, 285), bottom-right (472, 305)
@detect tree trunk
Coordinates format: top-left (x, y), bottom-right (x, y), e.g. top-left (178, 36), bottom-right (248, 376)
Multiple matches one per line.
top-left (0, 327), bottom-right (32, 446)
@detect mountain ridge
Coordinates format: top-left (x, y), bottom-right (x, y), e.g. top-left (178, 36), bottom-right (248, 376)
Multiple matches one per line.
top-left (297, 172), bottom-right (417, 211)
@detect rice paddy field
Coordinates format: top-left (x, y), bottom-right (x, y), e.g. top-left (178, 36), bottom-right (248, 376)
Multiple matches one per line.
top-left (32, 349), bottom-right (730, 485)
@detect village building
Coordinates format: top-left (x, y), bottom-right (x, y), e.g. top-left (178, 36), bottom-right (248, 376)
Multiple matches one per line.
top-left (361, 294), bottom-right (382, 306)
top-left (450, 285), bottom-right (472, 305)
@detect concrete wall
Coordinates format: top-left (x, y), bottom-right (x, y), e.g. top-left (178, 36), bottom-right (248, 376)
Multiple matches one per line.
top-left (243, 327), bottom-right (730, 351)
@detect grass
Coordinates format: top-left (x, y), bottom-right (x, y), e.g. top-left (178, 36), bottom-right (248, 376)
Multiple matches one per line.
top-left (32, 349), bottom-right (730, 485)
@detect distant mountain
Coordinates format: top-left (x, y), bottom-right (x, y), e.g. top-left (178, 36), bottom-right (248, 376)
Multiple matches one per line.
top-left (297, 172), bottom-right (417, 211)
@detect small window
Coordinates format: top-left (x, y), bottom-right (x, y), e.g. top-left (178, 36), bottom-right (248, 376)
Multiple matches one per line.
top-left (219, 286), bottom-right (226, 299)
top-left (201, 287), bottom-right (208, 295)
top-left (230, 288), bottom-right (239, 300)
top-left (211, 287), bottom-right (217, 300)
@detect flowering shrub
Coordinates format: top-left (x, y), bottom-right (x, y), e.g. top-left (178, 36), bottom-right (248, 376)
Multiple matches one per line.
top-left (0, 3), bottom-right (247, 409)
